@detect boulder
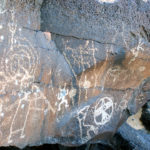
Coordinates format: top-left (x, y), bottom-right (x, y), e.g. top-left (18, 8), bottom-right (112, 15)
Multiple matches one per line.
top-left (140, 100), bottom-right (150, 130)
top-left (0, 0), bottom-right (150, 148)
top-left (116, 104), bottom-right (150, 150)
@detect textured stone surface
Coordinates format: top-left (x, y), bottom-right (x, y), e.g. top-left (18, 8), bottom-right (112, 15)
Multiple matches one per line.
top-left (118, 120), bottom-right (150, 149)
top-left (140, 100), bottom-right (150, 130)
top-left (0, 0), bottom-right (150, 148)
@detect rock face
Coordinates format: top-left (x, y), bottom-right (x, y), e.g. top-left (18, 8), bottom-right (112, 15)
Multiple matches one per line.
top-left (140, 100), bottom-right (150, 130)
top-left (0, 0), bottom-right (150, 148)
top-left (117, 105), bottom-right (150, 150)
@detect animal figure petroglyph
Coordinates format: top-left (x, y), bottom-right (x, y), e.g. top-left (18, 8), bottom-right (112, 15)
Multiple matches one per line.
top-left (77, 96), bottom-right (113, 141)
top-left (0, 0), bottom-right (149, 147)
top-left (129, 38), bottom-right (145, 64)
top-left (94, 97), bottom-right (113, 125)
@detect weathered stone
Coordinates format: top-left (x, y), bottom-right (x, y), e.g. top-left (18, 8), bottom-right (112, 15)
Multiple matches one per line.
top-left (140, 100), bottom-right (150, 131)
top-left (117, 112), bottom-right (150, 149)
top-left (110, 98), bottom-right (150, 150)
top-left (0, 0), bottom-right (150, 148)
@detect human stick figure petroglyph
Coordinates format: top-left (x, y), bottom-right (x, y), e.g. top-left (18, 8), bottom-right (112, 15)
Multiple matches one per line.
top-left (128, 38), bottom-right (145, 65)
top-left (6, 9), bottom-right (39, 141)
top-left (0, 8), bottom-right (39, 94)
top-left (77, 105), bottom-right (90, 139)
top-left (0, 8), bottom-right (55, 144)
top-left (56, 87), bottom-right (69, 112)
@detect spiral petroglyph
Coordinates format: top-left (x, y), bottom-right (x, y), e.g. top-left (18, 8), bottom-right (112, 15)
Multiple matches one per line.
top-left (0, 0), bottom-right (150, 148)
top-left (0, 9), bottom-right (39, 93)
top-left (1, 39), bottom-right (38, 83)
top-left (0, 8), bottom-right (41, 144)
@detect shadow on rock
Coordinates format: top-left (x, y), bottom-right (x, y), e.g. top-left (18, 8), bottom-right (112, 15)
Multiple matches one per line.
top-left (140, 100), bottom-right (150, 131)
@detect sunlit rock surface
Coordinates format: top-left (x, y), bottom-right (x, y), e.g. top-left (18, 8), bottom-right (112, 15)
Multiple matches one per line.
top-left (0, 0), bottom-right (150, 148)
top-left (117, 103), bottom-right (150, 150)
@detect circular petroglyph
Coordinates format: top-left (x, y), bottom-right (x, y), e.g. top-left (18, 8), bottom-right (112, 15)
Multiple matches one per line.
top-left (0, 8), bottom-right (39, 92)
top-left (0, 38), bottom-right (39, 85)
top-left (139, 66), bottom-right (146, 72)
top-left (94, 97), bottom-right (113, 125)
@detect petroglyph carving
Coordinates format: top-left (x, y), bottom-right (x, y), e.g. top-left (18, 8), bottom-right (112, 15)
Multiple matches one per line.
top-left (131, 39), bottom-right (144, 56)
top-left (56, 88), bottom-right (69, 111)
top-left (8, 84), bottom-right (54, 144)
top-left (114, 93), bottom-right (129, 115)
top-left (129, 38), bottom-right (145, 64)
top-left (94, 97), bottom-right (113, 125)
top-left (77, 96), bottom-right (114, 141)
top-left (1, 41), bottom-right (38, 82)
top-left (80, 76), bottom-right (91, 89)
top-left (0, 0), bottom-right (150, 148)
top-left (77, 106), bottom-right (90, 139)
top-left (0, 9), bottom-right (39, 94)
top-left (68, 88), bottom-right (77, 98)
top-left (0, 8), bottom-right (54, 144)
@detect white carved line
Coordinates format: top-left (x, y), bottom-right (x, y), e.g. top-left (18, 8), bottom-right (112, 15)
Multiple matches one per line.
top-left (77, 96), bottom-right (114, 141)
top-left (94, 97), bottom-right (113, 126)
top-left (77, 106), bottom-right (90, 139)
top-left (2, 9), bottom-right (54, 144)
top-left (56, 87), bottom-right (69, 112)
top-left (129, 38), bottom-right (145, 64)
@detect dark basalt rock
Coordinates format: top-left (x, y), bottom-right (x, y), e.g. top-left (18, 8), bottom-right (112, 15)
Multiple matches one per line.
top-left (117, 122), bottom-right (150, 150)
top-left (0, 0), bottom-right (150, 149)
top-left (0, 133), bottom-right (135, 150)
top-left (111, 133), bottom-right (134, 150)
top-left (116, 99), bottom-right (150, 150)
top-left (140, 100), bottom-right (150, 131)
